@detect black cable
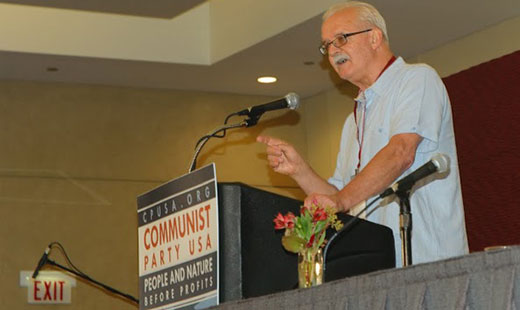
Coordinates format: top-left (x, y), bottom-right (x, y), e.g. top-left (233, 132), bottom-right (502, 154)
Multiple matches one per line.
top-left (194, 112), bottom-right (240, 149)
top-left (51, 242), bottom-right (87, 277)
top-left (43, 242), bottom-right (139, 305)
top-left (191, 108), bottom-right (263, 171)
top-left (189, 122), bottom-right (246, 172)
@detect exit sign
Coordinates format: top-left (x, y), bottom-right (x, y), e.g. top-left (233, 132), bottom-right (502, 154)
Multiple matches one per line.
top-left (20, 271), bottom-right (77, 304)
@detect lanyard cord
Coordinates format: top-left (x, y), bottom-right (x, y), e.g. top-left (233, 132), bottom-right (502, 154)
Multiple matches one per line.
top-left (353, 56), bottom-right (396, 173)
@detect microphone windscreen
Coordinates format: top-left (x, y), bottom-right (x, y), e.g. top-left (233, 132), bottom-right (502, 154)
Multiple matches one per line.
top-left (285, 92), bottom-right (300, 110)
top-left (431, 153), bottom-right (450, 174)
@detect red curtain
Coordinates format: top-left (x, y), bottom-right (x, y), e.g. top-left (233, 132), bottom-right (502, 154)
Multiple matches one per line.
top-left (443, 50), bottom-right (520, 252)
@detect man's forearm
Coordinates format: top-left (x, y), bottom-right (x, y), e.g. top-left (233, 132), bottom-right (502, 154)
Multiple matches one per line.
top-left (336, 133), bottom-right (421, 211)
top-left (292, 164), bottom-right (339, 196)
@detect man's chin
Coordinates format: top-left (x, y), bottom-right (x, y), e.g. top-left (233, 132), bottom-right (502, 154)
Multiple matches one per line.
top-left (335, 67), bottom-right (353, 82)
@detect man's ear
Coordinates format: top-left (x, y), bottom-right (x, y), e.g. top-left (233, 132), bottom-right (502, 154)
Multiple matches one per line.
top-left (370, 28), bottom-right (384, 49)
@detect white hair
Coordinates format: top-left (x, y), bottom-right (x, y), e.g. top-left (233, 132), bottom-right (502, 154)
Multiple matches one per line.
top-left (323, 1), bottom-right (389, 42)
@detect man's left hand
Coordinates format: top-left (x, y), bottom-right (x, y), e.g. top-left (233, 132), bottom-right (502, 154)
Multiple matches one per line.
top-left (304, 193), bottom-right (342, 213)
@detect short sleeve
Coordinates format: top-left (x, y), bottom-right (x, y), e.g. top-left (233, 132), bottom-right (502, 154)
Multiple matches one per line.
top-left (390, 66), bottom-right (447, 153)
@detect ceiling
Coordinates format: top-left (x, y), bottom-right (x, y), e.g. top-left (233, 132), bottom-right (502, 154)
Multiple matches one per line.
top-left (0, 0), bottom-right (207, 18)
top-left (0, 0), bottom-right (519, 98)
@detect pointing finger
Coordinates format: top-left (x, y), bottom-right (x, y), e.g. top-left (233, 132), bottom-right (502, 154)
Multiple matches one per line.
top-left (257, 135), bottom-right (285, 146)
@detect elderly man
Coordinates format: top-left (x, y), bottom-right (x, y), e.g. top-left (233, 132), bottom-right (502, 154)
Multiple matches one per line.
top-left (257, 1), bottom-right (468, 266)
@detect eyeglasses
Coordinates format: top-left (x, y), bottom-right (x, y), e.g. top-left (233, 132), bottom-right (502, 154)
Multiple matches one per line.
top-left (319, 29), bottom-right (372, 55)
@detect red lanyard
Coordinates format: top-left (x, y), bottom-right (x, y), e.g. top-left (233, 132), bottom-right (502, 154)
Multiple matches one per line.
top-left (353, 56), bottom-right (396, 173)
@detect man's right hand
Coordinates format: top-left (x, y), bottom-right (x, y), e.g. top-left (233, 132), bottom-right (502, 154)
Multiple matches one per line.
top-left (257, 135), bottom-right (339, 197)
top-left (256, 135), bottom-right (307, 177)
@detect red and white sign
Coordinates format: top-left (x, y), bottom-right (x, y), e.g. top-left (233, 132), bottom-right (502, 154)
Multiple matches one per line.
top-left (137, 164), bottom-right (219, 310)
top-left (20, 271), bottom-right (76, 304)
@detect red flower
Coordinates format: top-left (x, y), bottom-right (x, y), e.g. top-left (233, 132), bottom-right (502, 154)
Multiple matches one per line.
top-left (273, 213), bottom-right (286, 230)
top-left (273, 212), bottom-right (296, 230)
top-left (313, 207), bottom-right (327, 222)
top-left (285, 212), bottom-right (295, 229)
top-left (306, 234), bottom-right (315, 248)
top-left (300, 205), bottom-right (311, 215)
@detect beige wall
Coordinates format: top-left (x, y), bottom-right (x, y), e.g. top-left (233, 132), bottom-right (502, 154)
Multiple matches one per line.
top-left (412, 15), bottom-right (520, 78)
top-left (302, 83), bottom-right (357, 179)
top-left (0, 81), bottom-right (305, 309)
top-left (2, 15), bottom-right (519, 310)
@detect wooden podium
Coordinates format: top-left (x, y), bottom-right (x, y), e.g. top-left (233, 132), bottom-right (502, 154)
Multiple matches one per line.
top-left (217, 183), bottom-right (395, 302)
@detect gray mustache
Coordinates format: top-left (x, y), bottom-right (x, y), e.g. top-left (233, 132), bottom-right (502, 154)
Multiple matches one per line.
top-left (332, 53), bottom-right (349, 65)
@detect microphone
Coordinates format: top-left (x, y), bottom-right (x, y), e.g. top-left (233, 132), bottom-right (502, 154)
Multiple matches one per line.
top-left (32, 245), bottom-right (51, 279)
top-left (238, 92), bottom-right (300, 117)
top-left (380, 153), bottom-right (449, 198)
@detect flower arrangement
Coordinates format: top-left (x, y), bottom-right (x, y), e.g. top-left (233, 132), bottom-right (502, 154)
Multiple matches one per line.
top-left (274, 203), bottom-right (343, 254)
top-left (273, 204), bottom-right (343, 253)
top-left (274, 203), bottom-right (343, 287)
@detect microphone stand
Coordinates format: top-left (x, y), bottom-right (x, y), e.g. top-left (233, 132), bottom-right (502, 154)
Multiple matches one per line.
top-left (45, 258), bottom-right (139, 304)
top-left (395, 189), bottom-right (412, 266)
top-left (323, 186), bottom-right (414, 270)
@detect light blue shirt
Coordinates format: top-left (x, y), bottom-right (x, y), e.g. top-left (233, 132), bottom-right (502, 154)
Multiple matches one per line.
top-left (328, 57), bottom-right (469, 266)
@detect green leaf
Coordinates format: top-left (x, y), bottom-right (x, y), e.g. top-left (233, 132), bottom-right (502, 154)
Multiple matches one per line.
top-left (318, 231), bottom-right (326, 247)
top-left (282, 235), bottom-right (305, 253)
top-left (313, 221), bottom-right (327, 234)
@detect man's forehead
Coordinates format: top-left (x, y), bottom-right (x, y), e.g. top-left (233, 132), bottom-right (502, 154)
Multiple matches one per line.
top-left (322, 8), bottom-right (361, 28)
top-left (324, 7), bottom-right (359, 24)
top-left (321, 9), bottom-right (360, 39)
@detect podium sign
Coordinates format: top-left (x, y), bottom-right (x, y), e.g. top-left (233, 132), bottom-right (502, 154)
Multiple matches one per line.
top-left (137, 164), bottom-right (219, 310)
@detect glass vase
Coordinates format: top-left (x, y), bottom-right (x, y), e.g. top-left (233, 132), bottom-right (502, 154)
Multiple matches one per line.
top-left (298, 249), bottom-right (323, 288)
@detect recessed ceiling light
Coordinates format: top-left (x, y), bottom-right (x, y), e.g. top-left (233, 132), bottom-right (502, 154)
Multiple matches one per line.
top-left (257, 76), bottom-right (277, 84)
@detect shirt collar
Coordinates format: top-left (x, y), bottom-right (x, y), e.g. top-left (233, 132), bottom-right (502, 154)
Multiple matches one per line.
top-left (354, 56), bottom-right (404, 104)
top-left (368, 56), bottom-right (404, 96)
